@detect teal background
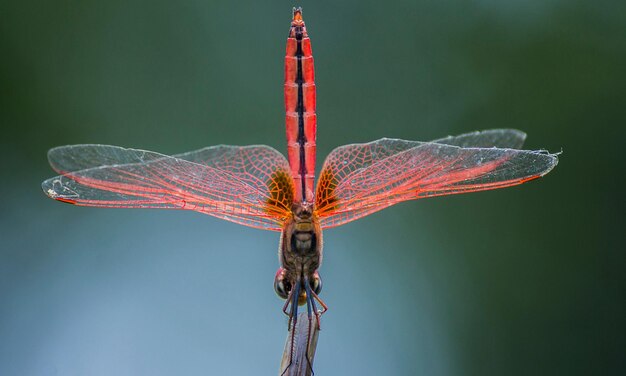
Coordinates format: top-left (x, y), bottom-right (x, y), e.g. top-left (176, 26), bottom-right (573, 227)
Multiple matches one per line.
top-left (1, 1), bottom-right (624, 375)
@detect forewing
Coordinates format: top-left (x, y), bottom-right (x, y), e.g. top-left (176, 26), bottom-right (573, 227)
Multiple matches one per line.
top-left (43, 144), bottom-right (295, 231)
top-left (315, 130), bottom-right (557, 229)
top-left (431, 129), bottom-right (526, 148)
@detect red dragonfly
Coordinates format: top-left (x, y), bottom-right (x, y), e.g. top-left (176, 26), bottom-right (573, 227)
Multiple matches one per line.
top-left (42, 5), bottom-right (557, 359)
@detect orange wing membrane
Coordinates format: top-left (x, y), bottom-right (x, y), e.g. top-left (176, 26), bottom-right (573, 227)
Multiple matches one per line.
top-left (285, 7), bottom-right (317, 204)
top-left (43, 144), bottom-right (294, 231)
top-left (315, 129), bottom-right (558, 229)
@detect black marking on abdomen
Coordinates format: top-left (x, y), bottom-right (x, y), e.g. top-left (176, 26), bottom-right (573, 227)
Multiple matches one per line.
top-left (295, 28), bottom-right (306, 202)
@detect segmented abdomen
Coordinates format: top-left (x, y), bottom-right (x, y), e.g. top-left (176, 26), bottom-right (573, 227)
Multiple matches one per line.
top-left (285, 10), bottom-right (316, 203)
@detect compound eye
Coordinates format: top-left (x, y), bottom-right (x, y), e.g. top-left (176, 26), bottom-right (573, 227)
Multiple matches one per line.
top-left (274, 268), bottom-right (290, 299)
top-left (310, 271), bottom-right (322, 295)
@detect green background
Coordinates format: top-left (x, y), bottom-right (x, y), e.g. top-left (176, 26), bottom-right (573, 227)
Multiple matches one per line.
top-left (1, 1), bottom-right (623, 375)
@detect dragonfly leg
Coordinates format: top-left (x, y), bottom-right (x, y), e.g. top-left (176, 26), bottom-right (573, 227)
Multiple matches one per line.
top-left (304, 277), bottom-right (322, 330)
top-left (310, 295), bottom-right (321, 330)
top-left (310, 289), bottom-right (328, 313)
top-left (304, 281), bottom-right (315, 375)
top-left (282, 288), bottom-right (293, 317)
top-left (289, 280), bottom-right (301, 331)
top-left (281, 280), bottom-right (302, 376)
top-left (309, 288), bottom-right (328, 314)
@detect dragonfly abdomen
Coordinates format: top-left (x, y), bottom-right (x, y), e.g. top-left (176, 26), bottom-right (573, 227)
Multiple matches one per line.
top-left (285, 8), bottom-right (316, 203)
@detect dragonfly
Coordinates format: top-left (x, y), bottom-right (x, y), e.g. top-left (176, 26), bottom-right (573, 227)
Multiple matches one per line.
top-left (42, 7), bottom-right (558, 372)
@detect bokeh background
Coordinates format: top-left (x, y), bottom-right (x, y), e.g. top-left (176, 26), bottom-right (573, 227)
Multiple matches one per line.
top-left (1, 1), bottom-right (624, 375)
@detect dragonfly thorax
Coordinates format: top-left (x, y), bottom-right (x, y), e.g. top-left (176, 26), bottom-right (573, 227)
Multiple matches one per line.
top-left (278, 203), bottom-right (323, 281)
top-left (275, 205), bottom-right (324, 305)
top-left (289, 203), bottom-right (317, 255)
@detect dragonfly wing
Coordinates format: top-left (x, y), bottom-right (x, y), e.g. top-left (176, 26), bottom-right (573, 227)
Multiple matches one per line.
top-left (315, 130), bottom-right (558, 229)
top-left (431, 129), bottom-right (526, 149)
top-left (43, 144), bottom-right (295, 231)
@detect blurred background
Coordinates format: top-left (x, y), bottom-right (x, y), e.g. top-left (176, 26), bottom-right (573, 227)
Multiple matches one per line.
top-left (1, 0), bottom-right (624, 375)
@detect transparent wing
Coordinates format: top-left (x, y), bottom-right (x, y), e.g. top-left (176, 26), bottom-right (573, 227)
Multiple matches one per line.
top-left (42, 144), bottom-right (295, 231)
top-left (430, 129), bottom-right (527, 149)
top-left (315, 129), bottom-right (558, 229)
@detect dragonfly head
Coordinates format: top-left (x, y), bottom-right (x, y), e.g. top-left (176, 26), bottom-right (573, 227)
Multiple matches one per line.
top-left (274, 267), bottom-right (322, 305)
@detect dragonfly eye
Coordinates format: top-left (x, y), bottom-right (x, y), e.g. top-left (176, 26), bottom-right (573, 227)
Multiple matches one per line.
top-left (310, 271), bottom-right (322, 295)
top-left (274, 268), bottom-right (290, 299)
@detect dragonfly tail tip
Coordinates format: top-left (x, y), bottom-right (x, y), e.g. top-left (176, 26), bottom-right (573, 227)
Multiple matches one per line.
top-left (292, 7), bottom-right (303, 21)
